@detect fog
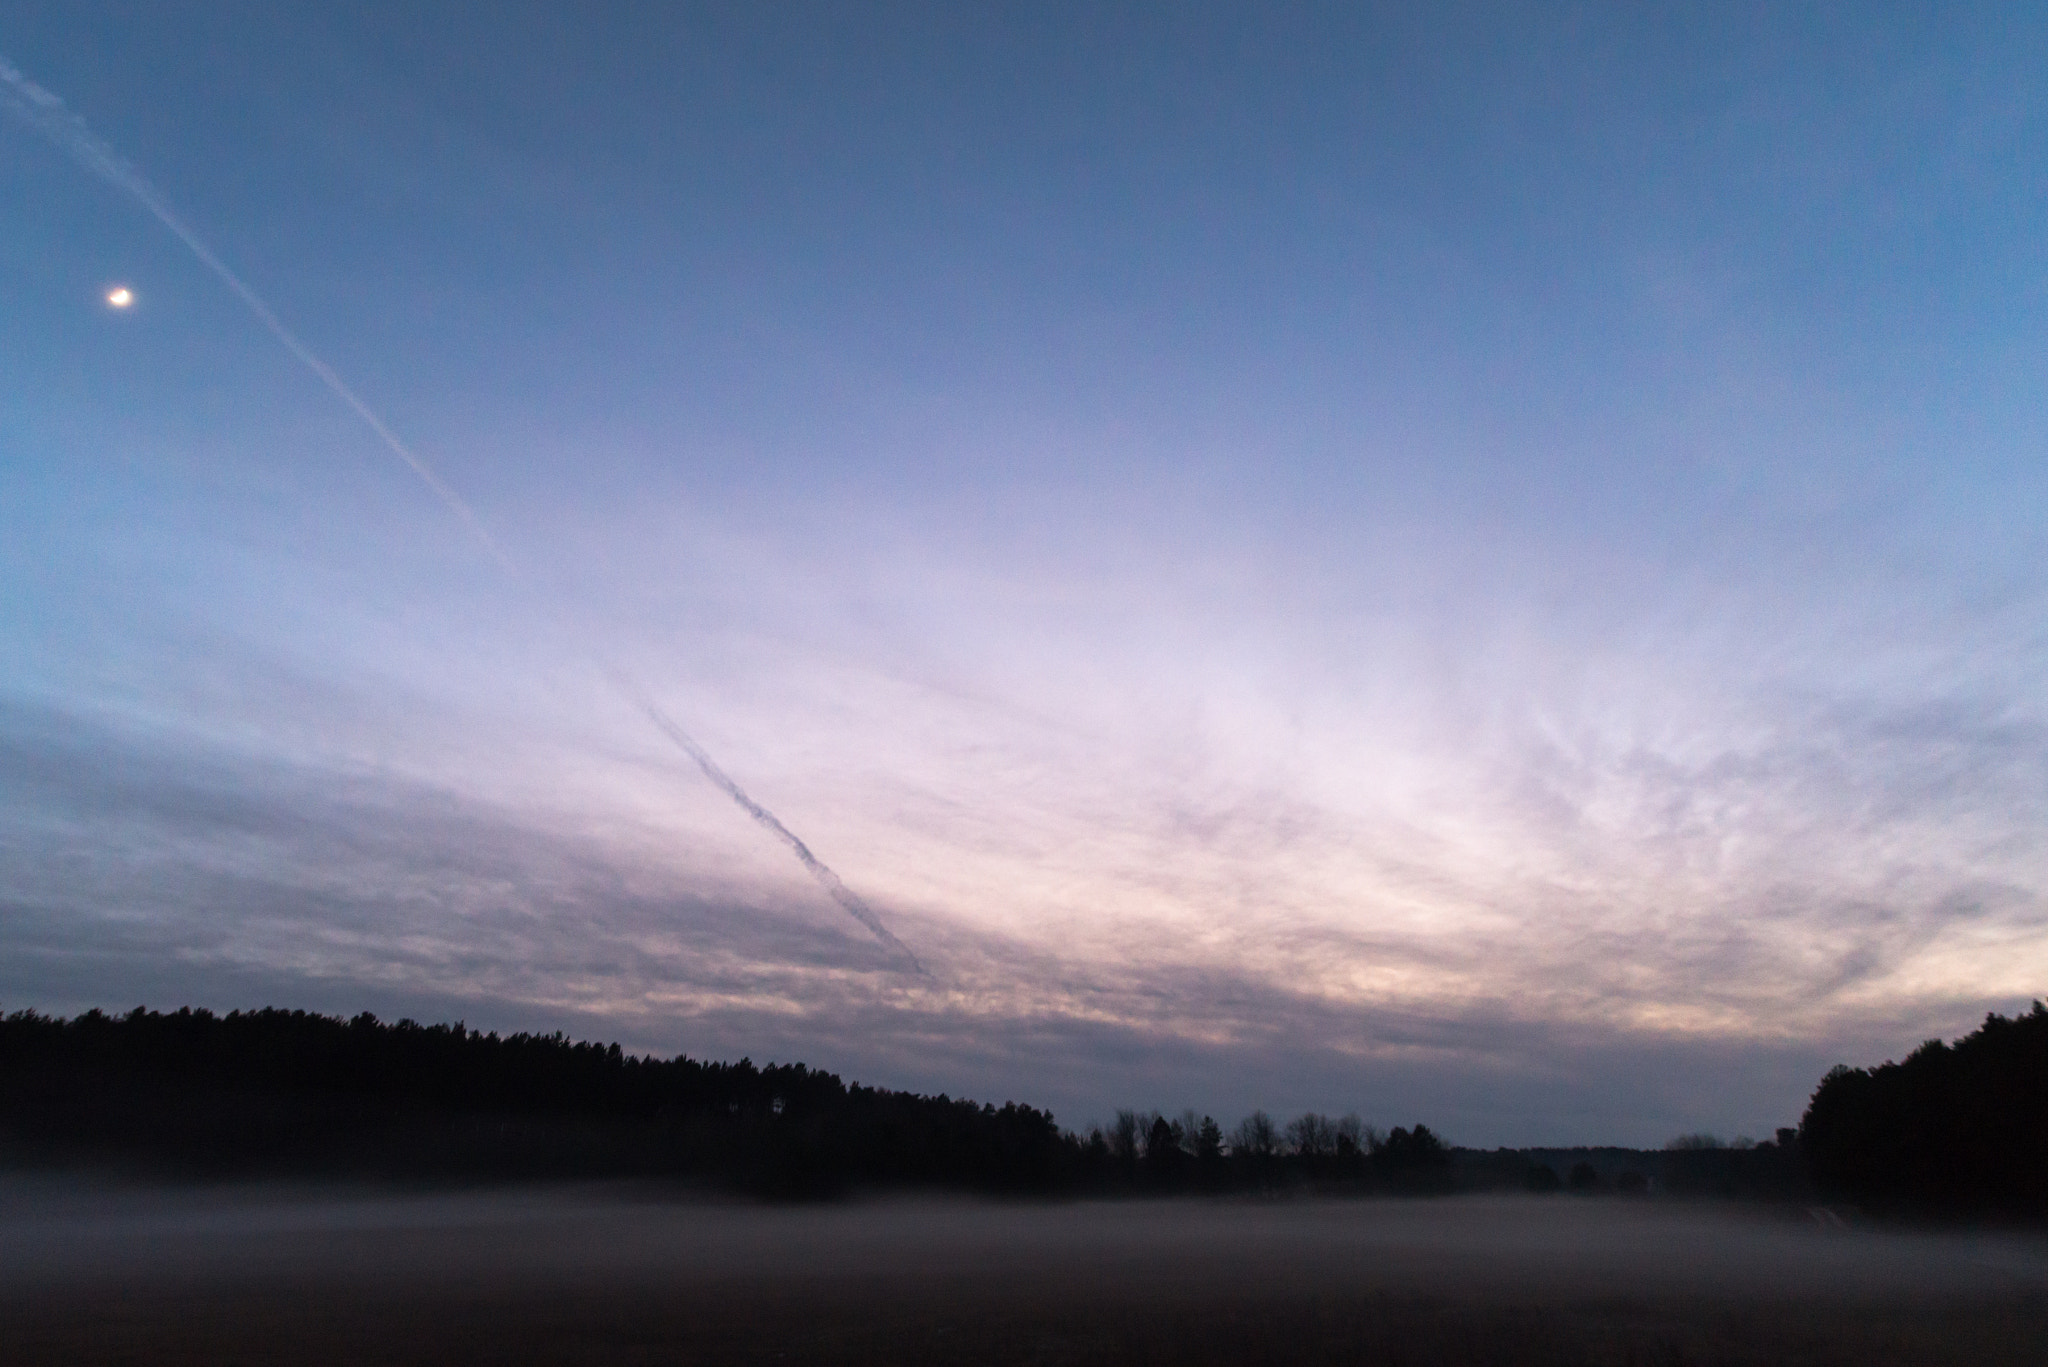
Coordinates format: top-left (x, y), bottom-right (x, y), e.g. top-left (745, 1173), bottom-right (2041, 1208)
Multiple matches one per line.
top-left (7, 1178), bottom-right (2046, 1364)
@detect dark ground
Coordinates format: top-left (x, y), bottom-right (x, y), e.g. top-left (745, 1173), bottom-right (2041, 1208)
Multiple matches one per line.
top-left (4, 1181), bottom-right (2045, 1365)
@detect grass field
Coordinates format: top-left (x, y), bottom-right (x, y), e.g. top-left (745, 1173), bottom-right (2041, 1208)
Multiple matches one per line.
top-left (5, 1181), bottom-right (2044, 1364)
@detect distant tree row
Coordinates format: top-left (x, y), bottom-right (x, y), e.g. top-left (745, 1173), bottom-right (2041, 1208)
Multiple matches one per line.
top-left (0, 1007), bottom-right (1065, 1195)
top-left (1801, 1001), bottom-right (2048, 1219)
top-left (1065, 1108), bottom-right (1451, 1194)
top-left (0, 1007), bottom-right (1477, 1197)
top-left (0, 1005), bottom-right (1469, 1197)
top-left (47, 1000), bottom-right (2016, 1211)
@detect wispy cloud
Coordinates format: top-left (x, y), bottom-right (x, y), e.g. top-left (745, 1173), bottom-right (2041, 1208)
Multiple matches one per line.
top-left (3, 684), bottom-right (2038, 1145)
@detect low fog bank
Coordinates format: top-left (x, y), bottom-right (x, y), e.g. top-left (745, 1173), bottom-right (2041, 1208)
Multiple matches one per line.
top-left (11, 1180), bottom-right (2048, 1366)
top-left (6, 1177), bottom-right (2044, 1301)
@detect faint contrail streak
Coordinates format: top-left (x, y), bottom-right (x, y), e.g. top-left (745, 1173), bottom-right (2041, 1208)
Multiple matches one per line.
top-left (609, 671), bottom-right (926, 975)
top-left (0, 54), bottom-right (510, 572)
top-left (1, 52), bottom-right (925, 974)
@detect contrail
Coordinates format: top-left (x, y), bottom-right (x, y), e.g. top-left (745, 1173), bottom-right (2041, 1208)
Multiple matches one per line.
top-left (0, 54), bottom-right (509, 573)
top-left (2, 52), bottom-right (925, 975)
top-left (610, 672), bottom-right (925, 975)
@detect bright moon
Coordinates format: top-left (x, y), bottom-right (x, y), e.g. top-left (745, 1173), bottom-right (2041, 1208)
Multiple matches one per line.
top-left (105, 286), bottom-right (133, 308)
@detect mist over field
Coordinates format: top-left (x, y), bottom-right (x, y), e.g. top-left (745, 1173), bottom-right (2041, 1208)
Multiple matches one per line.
top-left (7, 1179), bottom-right (2048, 1365)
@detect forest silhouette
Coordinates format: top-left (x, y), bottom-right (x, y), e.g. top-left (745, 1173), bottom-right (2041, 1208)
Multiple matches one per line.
top-left (1801, 1002), bottom-right (2048, 1219)
top-left (2, 1002), bottom-right (2042, 1217)
top-left (0, 1006), bottom-right (1502, 1196)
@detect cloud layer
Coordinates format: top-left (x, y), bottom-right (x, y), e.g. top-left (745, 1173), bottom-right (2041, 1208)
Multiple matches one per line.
top-left (5, 659), bottom-right (2039, 1147)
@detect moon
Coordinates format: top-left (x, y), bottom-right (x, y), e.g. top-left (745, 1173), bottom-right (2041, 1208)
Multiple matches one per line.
top-left (105, 286), bottom-right (133, 308)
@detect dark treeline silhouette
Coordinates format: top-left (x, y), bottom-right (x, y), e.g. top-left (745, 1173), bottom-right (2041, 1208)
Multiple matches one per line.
top-left (1801, 1002), bottom-right (2048, 1219)
top-left (0, 1007), bottom-right (1062, 1195)
top-left (1071, 1108), bottom-right (1454, 1196)
top-left (5, 1004), bottom-right (1880, 1206)
top-left (0, 1006), bottom-right (1479, 1197)
top-left (1451, 1134), bottom-right (1807, 1202)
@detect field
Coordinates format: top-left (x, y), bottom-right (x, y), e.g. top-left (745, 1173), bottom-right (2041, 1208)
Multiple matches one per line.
top-left (5, 1181), bottom-right (2045, 1365)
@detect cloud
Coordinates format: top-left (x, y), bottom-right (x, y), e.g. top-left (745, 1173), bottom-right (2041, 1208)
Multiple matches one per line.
top-left (4, 686), bottom-right (2040, 1147)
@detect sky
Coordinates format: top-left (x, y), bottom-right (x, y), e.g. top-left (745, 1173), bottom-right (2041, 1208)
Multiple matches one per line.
top-left (2, 1), bottom-right (2044, 1146)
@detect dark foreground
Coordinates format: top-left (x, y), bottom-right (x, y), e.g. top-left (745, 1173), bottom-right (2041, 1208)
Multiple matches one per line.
top-left (4, 1183), bottom-right (2045, 1366)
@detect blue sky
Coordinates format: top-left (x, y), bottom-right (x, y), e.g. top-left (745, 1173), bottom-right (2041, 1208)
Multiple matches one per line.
top-left (3, 2), bottom-right (2045, 1144)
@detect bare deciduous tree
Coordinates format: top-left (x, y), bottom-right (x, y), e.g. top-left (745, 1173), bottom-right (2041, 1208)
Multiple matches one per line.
top-left (1286, 1112), bottom-right (1337, 1158)
top-left (1232, 1110), bottom-right (1277, 1158)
